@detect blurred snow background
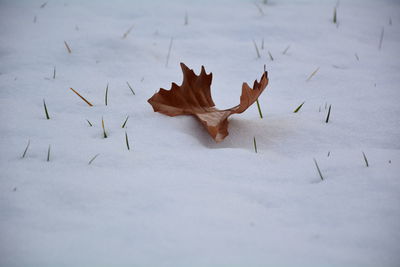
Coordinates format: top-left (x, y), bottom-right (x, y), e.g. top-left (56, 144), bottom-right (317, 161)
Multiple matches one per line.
top-left (0, 0), bottom-right (399, 266)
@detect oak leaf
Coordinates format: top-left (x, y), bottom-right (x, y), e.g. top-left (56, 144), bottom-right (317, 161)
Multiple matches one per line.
top-left (148, 63), bottom-right (269, 142)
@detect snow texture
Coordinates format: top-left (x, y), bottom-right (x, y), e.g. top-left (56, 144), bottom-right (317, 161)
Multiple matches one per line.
top-left (0, 0), bottom-right (400, 266)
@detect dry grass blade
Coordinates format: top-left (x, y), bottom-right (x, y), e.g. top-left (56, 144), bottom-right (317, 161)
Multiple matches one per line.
top-left (306, 67), bottom-right (320, 82)
top-left (86, 119), bottom-right (93, 127)
top-left (69, 87), bottom-right (93, 106)
top-left (53, 66), bottom-right (56, 79)
top-left (64, 41), bottom-right (72, 54)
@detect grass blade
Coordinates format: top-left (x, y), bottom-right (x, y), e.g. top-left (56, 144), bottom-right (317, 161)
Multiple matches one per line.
top-left (313, 158), bottom-right (324, 180)
top-left (362, 152), bottom-right (369, 167)
top-left (22, 140), bottom-right (30, 158)
top-left (282, 45), bottom-right (290, 55)
top-left (355, 53), bottom-right (359, 61)
top-left (69, 87), bottom-right (93, 106)
top-left (43, 99), bottom-right (50, 119)
top-left (86, 119), bottom-right (93, 127)
top-left (47, 145), bottom-right (51, 162)
top-left (256, 99), bottom-right (263, 118)
top-left (252, 39), bottom-right (261, 59)
top-left (293, 101), bottom-right (305, 113)
top-left (64, 40), bottom-right (72, 54)
top-left (53, 66), bottom-right (56, 79)
top-left (126, 81), bottom-right (136, 95)
top-left (253, 136), bottom-right (258, 153)
top-left (102, 117), bottom-right (107, 138)
top-left (306, 67), bottom-right (320, 82)
top-left (268, 51), bottom-right (274, 61)
top-left (122, 25), bottom-right (134, 39)
top-left (254, 3), bottom-right (265, 15)
top-left (379, 27), bottom-right (384, 50)
top-left (121, 116), bottom-right (129, 128)
top-left (125, 131), bottom-right (130, 150)
top-left (184, 11), bottom-right (188, 25)
top-left (105, 83), bottom-right (109, 106)
top-left (88, 153), bottom-right (100, 165)
top-left (165, 37), bottom-right (174, 68)
top-left (333, 7), bottom-right (337, 24)
top-left (325, 104), bottom-right (332, 123)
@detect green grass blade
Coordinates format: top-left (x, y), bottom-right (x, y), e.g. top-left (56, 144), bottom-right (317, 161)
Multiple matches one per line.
top-left (256, 99), bottom-right (263, 118)
top-left (293, 101), bottom-right (305, 113)
top-left (105, 83), bottom-right (109, 106)
top-left (43, 99), bottom-right (50, 119)
top-left (121, 116), bottom-right (129, 128)
top-left (325, 104), bottom-right (332, 123)
top-left (125, 131), bottom-right (130, 150)
top-left (253, 136), bottom-right (257, 153)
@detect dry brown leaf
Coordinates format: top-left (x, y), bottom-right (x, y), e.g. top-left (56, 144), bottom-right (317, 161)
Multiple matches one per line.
top-left (148, 63), bottom-right (269, 142)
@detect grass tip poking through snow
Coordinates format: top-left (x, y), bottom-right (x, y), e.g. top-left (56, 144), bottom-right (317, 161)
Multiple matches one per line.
top-left (104, 83), bottom-right (109, 106)
top-left (126, 82), bottom-right (135, 95)
top-left (362, 152), bottom-right (369, 167)
top-left (253, 136), bottom-right (258, 153)
top-left (293, 101), bottom-right (305, 113)
top-left (252, 39), bottom-right (261, 59)
top-left (64, 41), bottom-right (72, 54)
top-left (88, 153), bottom-right (100, 165)
top-left (43, 99), bottom-right (50, 120)
top-left (125, 131), bottom-right (130, 151)
top-left (325, 104), bottom-right (332, 123)
top-left (21, 140), bottom-right (30, 158)
top-left (121, 116), bottom-right (129, 128)
top-left (101, 117), bottom-right (107, 138)
top-left (313, 158), bottom-right (324, 181)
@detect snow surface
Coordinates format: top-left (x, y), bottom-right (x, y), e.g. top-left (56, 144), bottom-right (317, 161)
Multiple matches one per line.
top-left (0, 0), bottom-right (400, 266)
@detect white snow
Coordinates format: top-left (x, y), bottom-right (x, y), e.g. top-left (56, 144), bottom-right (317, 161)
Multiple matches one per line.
top-left (1, 0), bottom-right (400, 266)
